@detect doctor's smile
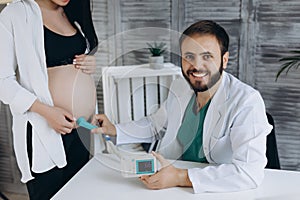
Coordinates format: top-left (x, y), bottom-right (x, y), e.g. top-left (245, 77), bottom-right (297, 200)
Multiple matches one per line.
top-left (189, 70), bottom-right (209, 79)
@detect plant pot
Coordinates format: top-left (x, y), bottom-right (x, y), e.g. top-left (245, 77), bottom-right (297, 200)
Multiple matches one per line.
top-left (149, 56), bottom-right (164, 69)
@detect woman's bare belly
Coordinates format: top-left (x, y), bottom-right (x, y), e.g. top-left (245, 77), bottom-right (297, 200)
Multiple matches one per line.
top-left (48, 64), bottom-right (96, 121)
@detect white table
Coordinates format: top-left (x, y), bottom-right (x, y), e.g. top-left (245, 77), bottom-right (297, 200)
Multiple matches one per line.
top-left (52, 153), bottom-right (300, 200)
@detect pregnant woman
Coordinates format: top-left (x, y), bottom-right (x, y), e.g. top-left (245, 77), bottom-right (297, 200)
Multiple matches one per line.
top-left (0, 0), bottom-right (98, 199)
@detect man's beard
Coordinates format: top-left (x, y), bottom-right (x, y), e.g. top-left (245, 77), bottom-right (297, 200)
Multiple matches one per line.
top-left (182, 60), bottom-right (224, 93)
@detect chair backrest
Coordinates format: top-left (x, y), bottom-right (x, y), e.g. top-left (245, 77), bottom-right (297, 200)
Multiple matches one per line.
top-left (102, 63), bottom-right (182, 124)
top-left (266, 112), bottom-right (281, 169)
top-left (92, 63), bottom-right (182, 155)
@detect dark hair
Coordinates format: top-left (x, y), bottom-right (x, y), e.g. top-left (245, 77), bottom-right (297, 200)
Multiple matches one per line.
top-left (179, 20), bottom-right (229, 56)
top-left (64, 0), bottom-right (98, 54)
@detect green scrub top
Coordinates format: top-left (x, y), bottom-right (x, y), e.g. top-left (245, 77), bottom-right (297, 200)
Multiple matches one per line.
top-left (177, 94), bottom-right (211, 163)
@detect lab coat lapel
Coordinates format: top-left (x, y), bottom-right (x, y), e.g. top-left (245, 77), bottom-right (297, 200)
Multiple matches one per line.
top-left (158, 80), bottom-right (193, 159)
top-left (203, 72), bottom-right (230, 161)
top-left (178, 91), bottom-right (194, 125)
top-left (170, 78), bottom-right (194, 126)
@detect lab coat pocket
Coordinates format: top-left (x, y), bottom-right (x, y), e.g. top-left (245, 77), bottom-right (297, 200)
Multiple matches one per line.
top-left (209, 135), bottom-right (232, 164)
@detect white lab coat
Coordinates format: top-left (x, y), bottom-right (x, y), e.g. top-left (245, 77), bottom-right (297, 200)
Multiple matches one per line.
top-left (116, 72), bottom-right (272, 193)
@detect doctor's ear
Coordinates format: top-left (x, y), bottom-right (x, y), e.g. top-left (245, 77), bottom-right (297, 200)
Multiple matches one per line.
top-left (222, 52), bottom-right (229, 69)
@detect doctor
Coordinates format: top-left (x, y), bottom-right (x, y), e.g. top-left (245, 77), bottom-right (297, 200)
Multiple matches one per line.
top-left (92, 20), bottom-right (272, 193)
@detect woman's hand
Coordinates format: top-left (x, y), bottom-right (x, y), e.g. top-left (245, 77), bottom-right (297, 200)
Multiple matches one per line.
top-left (43, 106), bottom-right (76, 134)
top-left (91, 114), bottom-right (117, 136)
top-left (30, 100), bottom-right (75, 135)
top-left (140, 152), bottom-right (192, 190)
top-left (73, 54), bottom-right (96, 74)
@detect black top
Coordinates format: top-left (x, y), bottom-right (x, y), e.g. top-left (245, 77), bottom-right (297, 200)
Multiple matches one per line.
top-left (64, 0), bottom-right (98, 54)
top-left (44, 25), bottom-right (87, 68)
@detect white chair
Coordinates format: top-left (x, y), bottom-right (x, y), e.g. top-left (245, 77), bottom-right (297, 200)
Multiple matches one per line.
top-left (94, 63), bottom-right (182, 155)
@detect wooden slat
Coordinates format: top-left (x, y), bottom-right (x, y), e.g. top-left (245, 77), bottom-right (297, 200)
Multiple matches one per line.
top-left (0, 104), bottom-right (13, 183)
top-left (256, 0), bottom-right (300, 22)
top-left (116, 78), bottom-right (132, 123)
top-left (145, 77), bottom-right (159, 115)
top-left (184, 0), bottom-right (241, 23)
top-left (109, 63), bottom-right (180, 79)
top-left (103, 69), bottom-right (120, 125)
top-left (158, 76), bottom-right (173, 104)
top-left (131, 77), bottom-right (145, 120)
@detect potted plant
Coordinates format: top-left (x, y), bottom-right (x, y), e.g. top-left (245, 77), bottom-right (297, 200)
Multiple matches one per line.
top-left (276, 50), bottom-right (300, 81)
top-left (147, 42), bottom-right (166, 69)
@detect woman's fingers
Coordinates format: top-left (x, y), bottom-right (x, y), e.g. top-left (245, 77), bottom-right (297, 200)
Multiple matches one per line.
top-left (73, 54), bottom-right (96, 74)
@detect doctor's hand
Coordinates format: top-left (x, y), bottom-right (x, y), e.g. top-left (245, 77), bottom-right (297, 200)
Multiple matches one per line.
top-left (91, 114), bottom-right (117, 136)
top-left (73, 54), bottom-right (96, 74)
top-left (140, 152), bottom-right (192, 190)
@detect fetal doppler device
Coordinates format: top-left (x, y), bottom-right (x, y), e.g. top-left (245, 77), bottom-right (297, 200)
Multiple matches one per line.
top-left (121, 153), bottom-right (157, 178)
top-left (76, 117), bottom-right (111, 141)
top-left (76, 117), bottom-right (157, 177)
top-left (105, 140), bottom-right (157, 178)
top-left (76, 117), bottom-right (98, 130)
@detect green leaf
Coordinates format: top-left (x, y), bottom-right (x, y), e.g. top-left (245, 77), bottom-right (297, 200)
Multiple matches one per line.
top-left (147, 42), bottom-right (167, 56)
top-left (290, 50), bottom-right (300, 54)
top-left (276, 51), bottom-right (300, 81)
top-left (279, 56), bottom-right (300, 62)
top-left (276, 61), bottom-right (294, 81)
